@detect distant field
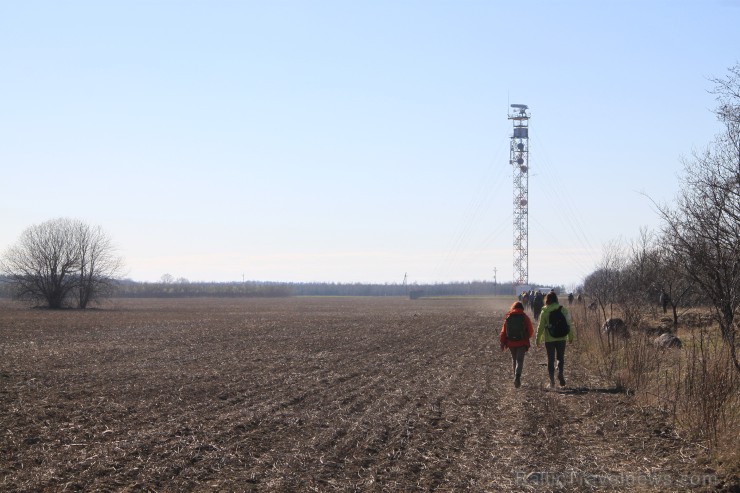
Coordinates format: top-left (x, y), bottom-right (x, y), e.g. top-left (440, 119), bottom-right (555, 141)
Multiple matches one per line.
top-left (0, 298), bottom-right (717, 492)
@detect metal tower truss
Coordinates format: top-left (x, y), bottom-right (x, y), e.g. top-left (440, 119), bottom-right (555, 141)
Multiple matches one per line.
top-left (508, 104), bottom-right (530, 288)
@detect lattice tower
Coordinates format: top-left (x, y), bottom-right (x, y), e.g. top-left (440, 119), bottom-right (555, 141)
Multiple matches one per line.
top-left (508, 104), bottom-right (530, 288)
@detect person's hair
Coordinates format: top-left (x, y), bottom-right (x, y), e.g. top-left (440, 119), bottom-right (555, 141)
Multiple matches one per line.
top-left (511, 301), bottom-right (524, 311)
top-left (545, 292), bottom-right (558, 305)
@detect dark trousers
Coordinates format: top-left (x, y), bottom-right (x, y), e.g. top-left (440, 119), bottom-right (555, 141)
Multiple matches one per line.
top-left (509, 346), bottom-right (527, 377)
top-left (545, 341), bottom-right (566, 378)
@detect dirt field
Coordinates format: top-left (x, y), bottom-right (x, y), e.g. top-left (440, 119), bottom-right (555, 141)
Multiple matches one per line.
top-left (0, 297), bottom-right (733, 492)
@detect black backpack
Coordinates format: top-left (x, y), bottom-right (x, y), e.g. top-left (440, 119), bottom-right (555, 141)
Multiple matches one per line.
top-left (547, 306), bottom-right (570, 338)
top-left (505, 313), bottom-right (526, 341)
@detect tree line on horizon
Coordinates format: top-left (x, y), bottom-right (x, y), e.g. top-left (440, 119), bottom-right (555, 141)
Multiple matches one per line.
top-left (0, 276), bottom-right (541, 299)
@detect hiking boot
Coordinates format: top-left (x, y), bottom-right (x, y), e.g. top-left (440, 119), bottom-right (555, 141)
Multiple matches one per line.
top-left (558, 374), bottom-right (566, 387)
top-left (514, 375), bottom-right (521, 388)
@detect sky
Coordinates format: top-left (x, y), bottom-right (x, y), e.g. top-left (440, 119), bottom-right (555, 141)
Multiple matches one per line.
top-left (1, 1), bottom-right (738, 287)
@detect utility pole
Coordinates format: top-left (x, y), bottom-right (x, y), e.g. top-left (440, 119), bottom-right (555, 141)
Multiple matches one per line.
top-left (493, 267), bottom-right (497, 296)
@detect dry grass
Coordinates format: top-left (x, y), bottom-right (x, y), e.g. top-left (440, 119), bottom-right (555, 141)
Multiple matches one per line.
top-left (569, 303), bottom-right (740, 482)
top-left (0, 297), bottom-right (734, 492)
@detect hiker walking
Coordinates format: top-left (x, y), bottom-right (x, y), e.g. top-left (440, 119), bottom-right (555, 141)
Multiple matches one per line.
top-left (660, 290), bottom-right (670, 314)
top-left (532, 290), bottom-right (544, 322)
top-left (521, 291), bottom-right (530, 310)
top-left (536, 292), bottom-right (574, 388)
top-left (500, 301), bottom-right (535, 388)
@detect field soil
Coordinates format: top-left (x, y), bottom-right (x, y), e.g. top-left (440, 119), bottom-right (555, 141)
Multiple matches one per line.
top-left (0, 297), bottom-right (734, 492)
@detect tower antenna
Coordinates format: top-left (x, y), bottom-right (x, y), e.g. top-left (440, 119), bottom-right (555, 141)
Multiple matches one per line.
top-left (508, 104), bottom-right (530, 291)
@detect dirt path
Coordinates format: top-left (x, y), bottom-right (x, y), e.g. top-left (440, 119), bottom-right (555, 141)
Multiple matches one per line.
top-left (0, 298), bottom-right (731, 491)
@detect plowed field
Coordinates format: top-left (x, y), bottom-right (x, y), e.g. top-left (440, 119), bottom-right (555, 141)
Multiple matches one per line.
top-left (0, 298), bottom-right (729, 492)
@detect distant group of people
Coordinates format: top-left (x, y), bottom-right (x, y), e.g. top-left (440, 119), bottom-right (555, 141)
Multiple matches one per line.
top-left (501, 290), bottom-right (575, 389)
top-left (518, 289), bottom-right (579, 317)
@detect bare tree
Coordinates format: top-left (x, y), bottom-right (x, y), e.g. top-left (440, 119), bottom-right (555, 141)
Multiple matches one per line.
top-left (622, 228), bottom-right (661, 309)
top-left (657, 64), bottom-right (740, 371)
top-left (1, 218), bottom-right (123, 309)
top-left (709, 62), bottom-right (740, 172)
top-left (623, 227), bottom-right (696, 329)
top-left (75, 222), bottom-right (123, 308)
top-left (583, 240), bottom-right (627, 322)
top-left (653, 248), bottom-right (697, 331)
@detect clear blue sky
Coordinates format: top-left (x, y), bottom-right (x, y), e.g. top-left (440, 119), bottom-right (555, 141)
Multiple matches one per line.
top-left (1, 1), bottom-right (738, 287)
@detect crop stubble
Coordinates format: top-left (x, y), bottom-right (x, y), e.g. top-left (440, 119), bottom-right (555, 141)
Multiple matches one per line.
top-left (0, 298), bottom-right (717, 492)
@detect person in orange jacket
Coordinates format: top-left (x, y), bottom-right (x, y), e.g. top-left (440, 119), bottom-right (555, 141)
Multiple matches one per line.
top-left (500, 301), bottom-right (535, 388)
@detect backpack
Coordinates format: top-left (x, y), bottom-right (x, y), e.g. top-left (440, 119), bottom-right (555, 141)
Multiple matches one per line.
top-left (547, 306), bottom-right (570, 338)
top-left (505, 313), bottom-right (526, 341)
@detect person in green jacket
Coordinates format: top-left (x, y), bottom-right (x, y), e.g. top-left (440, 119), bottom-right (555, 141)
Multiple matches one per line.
top-left (536, 291), bottom-right (575, 388)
